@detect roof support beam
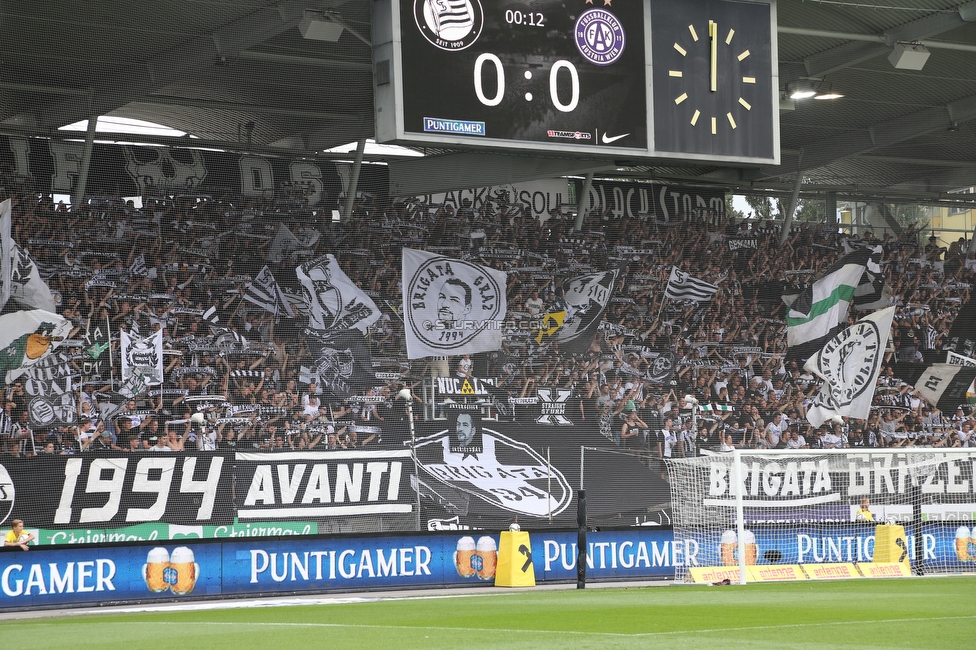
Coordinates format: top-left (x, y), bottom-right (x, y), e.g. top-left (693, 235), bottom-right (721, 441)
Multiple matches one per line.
top-left (26, 0), bottom-right (352, 131)
top-left (761, 92), bottom-right (976, 179)
top-left (134, 96), bottom-right (361, 122)
top-left (785, 1), bottom-right (976, 82)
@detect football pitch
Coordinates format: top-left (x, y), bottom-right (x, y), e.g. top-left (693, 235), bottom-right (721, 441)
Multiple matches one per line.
top-left (4, 577), bottom-right (976, 649)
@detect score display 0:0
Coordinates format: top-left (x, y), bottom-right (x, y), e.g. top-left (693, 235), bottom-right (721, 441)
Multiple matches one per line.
top-left (504, 9), bottom-right (545, 26)
top-left (473, 53), bottom-right (579, 112)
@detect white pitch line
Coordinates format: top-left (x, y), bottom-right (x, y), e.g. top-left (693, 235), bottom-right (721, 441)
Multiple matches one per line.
top-left (18, 615), bottom-right (976, 638)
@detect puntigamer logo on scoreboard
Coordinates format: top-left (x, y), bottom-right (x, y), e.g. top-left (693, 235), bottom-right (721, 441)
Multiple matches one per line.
top-left (414, 0), bottom-right (484, 51)
top-left (423, 117), bottom-right (486, 136)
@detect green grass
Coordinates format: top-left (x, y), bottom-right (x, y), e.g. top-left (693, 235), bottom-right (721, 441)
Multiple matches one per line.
top-left (5, 577), bottom-right (976, 649)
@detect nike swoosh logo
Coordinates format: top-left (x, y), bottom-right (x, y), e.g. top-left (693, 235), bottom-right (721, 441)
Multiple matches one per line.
top-left (602, 132), bottom-right (630, 144)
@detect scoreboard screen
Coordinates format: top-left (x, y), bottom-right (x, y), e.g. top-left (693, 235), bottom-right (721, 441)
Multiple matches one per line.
top-left (372, 0), bottom-right (780, 165)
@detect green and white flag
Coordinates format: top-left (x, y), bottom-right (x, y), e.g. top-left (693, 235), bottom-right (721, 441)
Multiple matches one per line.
top-left (0, 309), bottom-right (72, 383)
top-left (699, 404), bottom-right (734, 412)
top-left (786, 249), bottom-right (869, 360)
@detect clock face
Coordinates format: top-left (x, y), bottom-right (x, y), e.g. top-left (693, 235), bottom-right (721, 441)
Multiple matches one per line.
top-left (396, 0), bottom-right (648, 152)
top-left (651, 0), bottom-right (775, 159)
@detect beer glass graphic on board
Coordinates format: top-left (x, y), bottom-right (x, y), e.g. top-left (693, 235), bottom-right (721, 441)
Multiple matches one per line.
top-left (169, 546), bottom-right (200, 595)
top-left (720, 529), bottom-right (757, 565)
top-left (143, 547), bottom-right (170, 593)
top-left (455, 536), bottom-right (477, 578)
top-left (475, 536), bottom-right (497, 581)
top-left (720, 530), bottom-right (737, 566)
top-left (954, 526), bottom-right (970, 562)
top-left (743, 529), bottom-right (758, 566)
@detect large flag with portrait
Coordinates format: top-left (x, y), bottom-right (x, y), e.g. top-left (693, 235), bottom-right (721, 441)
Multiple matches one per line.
top-left (297, 254), bottom-right (380, 332)
top-left (401, 248), bottom-right (507, 359)
top-left (120, 329), bottom-right (164, 386)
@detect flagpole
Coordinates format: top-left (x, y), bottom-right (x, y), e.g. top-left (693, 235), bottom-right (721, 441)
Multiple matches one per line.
top-left (107, 312), bottom-right (115, 390)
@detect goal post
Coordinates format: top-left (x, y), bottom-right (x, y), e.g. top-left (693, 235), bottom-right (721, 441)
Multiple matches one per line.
top-left (666, 448), bottom-right (976, 584)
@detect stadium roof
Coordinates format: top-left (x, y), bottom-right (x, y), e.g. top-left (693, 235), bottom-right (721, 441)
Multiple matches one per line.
top-left (2, 0), bottom-right (975, 204)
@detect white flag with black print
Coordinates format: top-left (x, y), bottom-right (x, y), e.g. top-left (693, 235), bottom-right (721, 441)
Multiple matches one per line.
top-left (804, 307), bottom-right (895, 428)
top-left (0, 309), bottom-right (72, 383)
top-left (0, 199), bottom-right (11, 310)
top-left (9, 243), bottom-right (57, 312)
top-left (297, 254), bottom-right (379, 332)
top-left (121, 329), bottom-right (164, 386)
top-left (129, 253), bottom-right (149, 277)
top-left (402, 248), bottom-right (507, 359)
top-left (664, 267), bottom-right (719, 302)
top-left (244, 265), bottom-right (295, 317)
top-left (268, 223), bottom-right (319, 263)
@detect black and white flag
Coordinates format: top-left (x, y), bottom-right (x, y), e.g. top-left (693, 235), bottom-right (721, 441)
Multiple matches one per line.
top-left (244, 265), bottom-right (295, 317)
top-left (303, 328), bottom-right (375, 399)
top-left (852, 245), bottom-right (892, 311)
top-left (894, 362), bottom-right (976, 413)
top-left (805, 307), bottom-right (895, 427)
top-left (534, 269), bottom-right (619, 355)
top-left (945, 297), bottom-right (976, 359)
top-left (8, 243), bottom-right (57, 312)
top-left (665, 267), bottom-right (719, 302)
top-left (129, 253), bottom-right (149, 277)
top-left (402, 248), bottom-right (507, 359)
top-left (268, 223), bottom-right (319, 263)
top-left (297, 254), bottom-right (379, 332)
top-left (121, 329), bottom-right (163, 386)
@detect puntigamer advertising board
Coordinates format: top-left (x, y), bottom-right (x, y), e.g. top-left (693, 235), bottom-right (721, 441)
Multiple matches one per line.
top-left (0, 529), bottom-right (681, 608)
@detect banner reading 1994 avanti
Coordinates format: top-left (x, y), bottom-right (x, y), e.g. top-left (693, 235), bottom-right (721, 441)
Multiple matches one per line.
top-left (0, 420), bottom-right (671, 546)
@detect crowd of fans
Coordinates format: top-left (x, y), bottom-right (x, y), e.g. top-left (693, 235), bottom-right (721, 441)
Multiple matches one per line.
top-left (1, 167), bottom-right (975, 464)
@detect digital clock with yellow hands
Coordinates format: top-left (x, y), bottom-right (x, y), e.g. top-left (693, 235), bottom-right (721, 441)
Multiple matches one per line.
top-left (651, 0), bottom-right (776, 161)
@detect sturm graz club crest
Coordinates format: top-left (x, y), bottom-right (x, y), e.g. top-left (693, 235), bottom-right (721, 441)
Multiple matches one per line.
top-left (414, 0), bottom-right (484, 51)
top-left (574, 7), bottom-right (625, 66)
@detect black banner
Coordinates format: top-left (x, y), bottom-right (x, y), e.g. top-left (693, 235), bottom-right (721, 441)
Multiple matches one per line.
top-left (5, 453), bottom-right (233, 528)
top-left (415, 415), bottom-right (670, 530)
top-left (233, 450), bottom-right (414, 521)
top-left (728, 237), bottom-right (759, 250)
top-left (0, 136), bottom-right (386, 209)
top-left (575, 180), bottom-right (727, 223)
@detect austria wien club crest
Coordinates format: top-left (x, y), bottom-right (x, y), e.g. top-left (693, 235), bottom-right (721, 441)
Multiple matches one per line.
top-left (574, 6), bottom-right (625, 66)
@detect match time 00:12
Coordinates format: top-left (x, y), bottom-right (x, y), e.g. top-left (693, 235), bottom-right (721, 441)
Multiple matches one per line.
top-left (504, 9), bottom-right (545, 26)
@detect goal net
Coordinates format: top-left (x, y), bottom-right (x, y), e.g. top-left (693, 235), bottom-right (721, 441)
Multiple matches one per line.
top-left (667, 449), bottom-right (976, 583)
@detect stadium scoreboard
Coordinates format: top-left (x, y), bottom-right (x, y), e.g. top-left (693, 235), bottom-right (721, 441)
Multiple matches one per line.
top-left (372, 0), bottom-right (780, 165)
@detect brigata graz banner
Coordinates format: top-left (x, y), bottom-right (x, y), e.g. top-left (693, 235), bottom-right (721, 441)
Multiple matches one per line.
top-left (702, 452), bottom-right (976, 510)
top-left (415, 415), bottom-right (671, 530)
top-left (5, 453), bottom-right (233, 529)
